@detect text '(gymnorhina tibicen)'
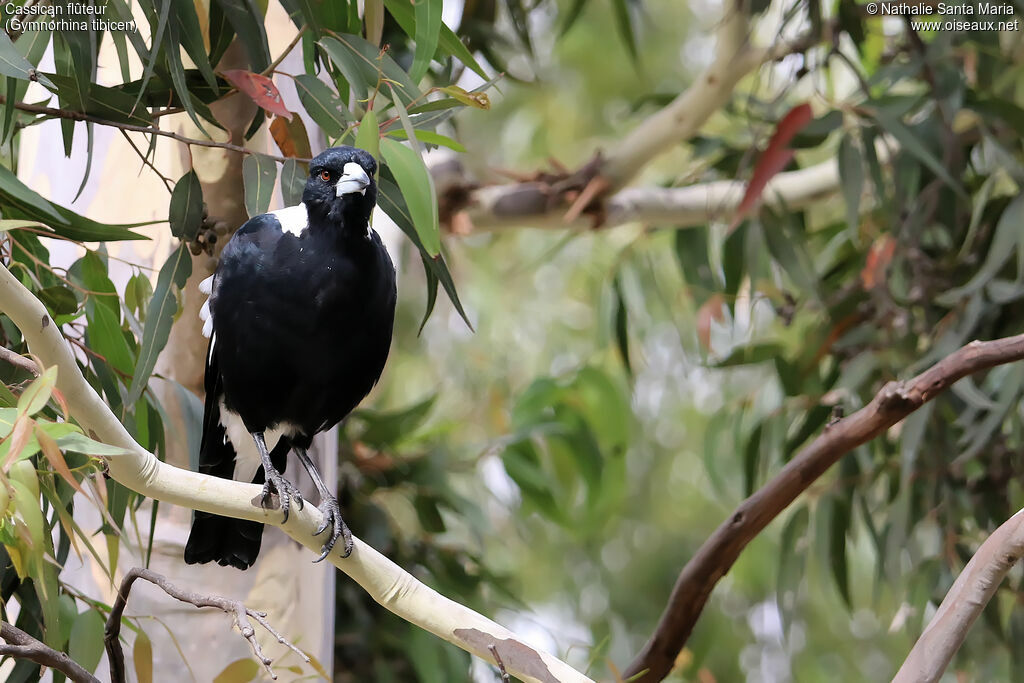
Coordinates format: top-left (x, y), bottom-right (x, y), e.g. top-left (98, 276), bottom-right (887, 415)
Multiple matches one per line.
top-left (184, 146), bottom-right (397, 569)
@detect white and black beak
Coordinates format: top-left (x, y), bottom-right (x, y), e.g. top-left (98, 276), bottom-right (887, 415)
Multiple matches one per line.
top-left (335, 162), bottom-right (371, 197)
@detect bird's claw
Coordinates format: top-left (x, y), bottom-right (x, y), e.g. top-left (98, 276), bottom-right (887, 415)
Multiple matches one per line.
top-left (312, 494), bottom-right (353, 562)
top-left (260, 469), bottom-right (304, 523)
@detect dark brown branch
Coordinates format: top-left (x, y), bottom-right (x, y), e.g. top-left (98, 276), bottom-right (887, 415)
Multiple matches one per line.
top-left (0, 621), bottom-right (99, 683)
top-left (104, 568), bottom-right (308, 682)
top-left (622, 334), bottom-right (1024, 682)
top-left (0, 95), bottom-right (303, 164)
top-left (0, 346), bottom-right (39, 375)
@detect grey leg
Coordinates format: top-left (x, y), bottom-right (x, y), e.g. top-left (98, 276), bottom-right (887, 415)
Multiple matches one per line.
top-left (295, 447), bottom-right (353, 561)
top-left (253, 432), bottom-right (303, 522)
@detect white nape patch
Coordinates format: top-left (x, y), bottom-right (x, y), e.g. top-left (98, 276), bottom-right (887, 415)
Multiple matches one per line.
top-left (219, 400), bottom-right (301, 483)
top-left (198, 275), bottom-right (214, 294)
top-left (270, 202), bottom-right (309, 237)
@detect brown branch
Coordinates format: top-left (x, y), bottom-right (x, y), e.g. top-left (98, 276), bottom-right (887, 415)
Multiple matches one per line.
top-left (104, 568), bottom-right (308, 682)
top-left (622, 334), bottom-right (1024, 682)
top-left (894, 507), bottom-right (1024, 682)
top-left (0, 95), bottom-right (303, 164)
top-left (0, 346), bottom-right (39, 375)
top-left (0, 621), bottom-right (99, 683)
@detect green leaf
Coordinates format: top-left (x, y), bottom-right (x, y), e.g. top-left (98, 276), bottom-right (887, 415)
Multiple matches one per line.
top-left (44, 75), bottom-right (152, 127)
top-left (382, 0), bottom-right (488, 80)
top-left (55, 432), bottom-right (134, 457)
top-left (293, 74), bottom-right (348, 138)
top-left (86, 299), bottom-right (134, 375)
top-left (213, 658), bottom-right (260, 683)
top-left (280, 158), bottom-right (306, 206)
top-left (611, 275), bottom-right (631, 376)
top-left (126, 244), bottom-right (192, 404)
top-left (937, 193), bottom-right (1024, 304)
top-left (211, 0), bottom-right (271, 72)
top-left (380, 138), bottom-right (439, 256)
top-left (133, 629), bottom-right (153, 683)
top-left (0, 31), bottom-right (53, 87)
top-left (377, 172), bottom-right (470, 329)
top-left (826, 494), bottom-right (852, 609)
top-left (0, 164), bottom-right (65, 225)
top-left (169, 170), bottom-right (204, 240)
top-left (354, 109), bottom-right (380, 161)
top-left (132, 0), bottom-right (172, 114)
top-left (610, 0), bottom-right (639, 64)
top-left (410, 0), bottom-right (442, 82)
top-left (38, 286), bottom-right (78, 316)
top-left (171, 0), bottom-right (219, 92)
top-left (838, 132), bottom-right (863, 240)
top-left (17, 366), bottom-right (57, 417)
top-left (743, 422), bottom-right (763, 497)
top-left (385, 127), bottom-right (466, 152)
top-left (68, 610), bottom-right (106, 674)
top-left (242, 154), bottom-right (277, 218)
top-left (714, 343), bottom-right (784, 367)
top-left (870, 107), bottom-right (965, 197)
top-left (320, 34), bottom-right (421, 105)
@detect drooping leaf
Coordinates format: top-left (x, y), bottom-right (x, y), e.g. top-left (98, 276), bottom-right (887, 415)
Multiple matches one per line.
top-left (133, 629), bottom-right (154, 683)
top-left (871, 106), bottom-right (965, 197)
top-left (126, 244), bottom-right (192, 404)
top-left (169, 170), bottom-right (204, 241)
top-left (320, 34), bottom-right (421, 105)
top-left (384, 128), bottom-right (466, 152)
top-left (354, 109), bottom-right (380, 161)
top-left (0, 31), bottom-right (53, 87)
top-left (270, 115), bottom-right (312, 159)
top-left (410, 0), bottom-right (443, 82)
top-left (293, 74), bottom-right (348, 139)
top-left (380, 138), bottom-right (440, 256)
top-left (213, 658), bottom-right (259, 683)
top-left (68, 610), bottom-right (106, 674)
top-left (280, 159), bottom-right (307, 206)
top-left (242, 154), bottom-right (278, 218)
top-left (731, 103), bottom-right (814, 230)
top-left (838, 132), bottom-right (863, 239)
top-left (17, 366), bottom-right (57, 417)
top-left (210, 0), bottom-right (271, 72)
top-left (382, 0), bottom-right (489, 79)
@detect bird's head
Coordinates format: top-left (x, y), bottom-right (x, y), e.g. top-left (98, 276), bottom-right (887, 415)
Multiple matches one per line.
top-left (303, 146), bottom-right (378, 227)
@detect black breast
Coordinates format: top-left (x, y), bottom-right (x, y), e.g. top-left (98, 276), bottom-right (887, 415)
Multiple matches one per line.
top-left (210, 214), bottom-right (396, 443)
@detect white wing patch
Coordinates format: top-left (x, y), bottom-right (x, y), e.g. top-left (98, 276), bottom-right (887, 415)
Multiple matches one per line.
top-left (270, 203), bottom-right (309, 237)
top-left (198, 275), bottom-right (215, 339)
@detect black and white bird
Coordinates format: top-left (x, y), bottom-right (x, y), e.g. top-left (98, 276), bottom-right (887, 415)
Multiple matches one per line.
top-left (184, 146), bottom-right (397, 569)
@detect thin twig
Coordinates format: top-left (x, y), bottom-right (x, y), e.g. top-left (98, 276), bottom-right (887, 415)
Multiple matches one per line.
top-left (0, 346), bottom-right (39, 375)
top-left (622, 334), bottom-right (1024, 682)
top-left (0, 95), bottom-right (305, 164)
top-left (0, 621), bottom-right (99, 683)
top-left (104, 568), bottom-right (309, 683)
top-left (488, 643), bottom-right (511, 682)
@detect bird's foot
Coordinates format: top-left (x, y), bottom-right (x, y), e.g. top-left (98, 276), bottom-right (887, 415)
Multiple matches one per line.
top-left (260, 468), bottom-right (304, 523)
top-left (312, 494), bottom-right (353, 562)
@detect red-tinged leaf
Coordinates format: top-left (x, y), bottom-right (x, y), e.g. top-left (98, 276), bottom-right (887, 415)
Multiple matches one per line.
top-left (731, 103), bottom-right (814, 230)
top-left (35, 425), bottom-right (83, 494)
top-left (50, 388), bottom-right (69, 421)
top-left (696, 293), bottom-right (726, 351)
top-left (4, 416), bottom-right (32, 471)
top-left (861, 234), bottom-right (897, 290)
top-left (222, 70), bottom-right (292, 120)
top-left (270, 115), bottom-right (312, 160)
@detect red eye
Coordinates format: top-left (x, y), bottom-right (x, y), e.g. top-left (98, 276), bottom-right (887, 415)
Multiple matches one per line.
top-left (319, 170), bottom-right (331, 182)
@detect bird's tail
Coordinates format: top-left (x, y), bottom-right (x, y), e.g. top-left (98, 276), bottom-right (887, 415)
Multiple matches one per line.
top-left (184, 373), bottom-right (290, 569)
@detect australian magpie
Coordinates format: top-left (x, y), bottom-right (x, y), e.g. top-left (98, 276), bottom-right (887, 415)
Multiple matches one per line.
top-left (183, 146), bottom-right (397, 569)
